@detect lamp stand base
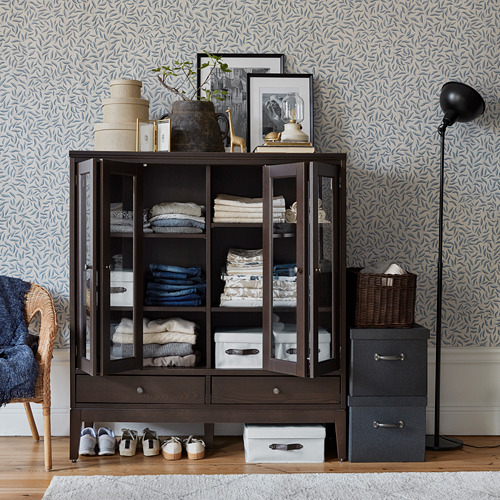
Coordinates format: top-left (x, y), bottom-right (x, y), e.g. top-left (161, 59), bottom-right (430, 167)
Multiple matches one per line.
top-left (425, 435), bottom-right (463, 451)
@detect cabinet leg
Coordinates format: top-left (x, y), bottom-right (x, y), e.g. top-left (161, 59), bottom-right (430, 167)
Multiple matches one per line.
top-left (204, 423), bottom-right (214, 449)
top-left (334, 410), bottom-right (347, 461)
top-left (70, 409), bottom-right (82, 461)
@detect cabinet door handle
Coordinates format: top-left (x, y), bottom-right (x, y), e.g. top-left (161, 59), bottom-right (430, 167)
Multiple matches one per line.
top-left (225, 349), bottom-right (259, 356)
top-left (273, 387), bottom-right (280, 395)
top-left (269, 443), bottom-right (303, 451)
top-left (136, 387), bottom-right (144, 394)
top-left (373, 420), bottom-right (404, 429)
top-left (374, 353), bottom-right (405, 361)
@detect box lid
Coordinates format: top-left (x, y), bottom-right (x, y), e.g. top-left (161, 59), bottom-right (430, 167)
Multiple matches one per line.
top-left (350, 324), bottom-right (429, 340)
top-left (244, 424), bottom-right (325, 439)
top-left (110, 270), bottom-right (134, 281)
top-left (273, 325), bottom-right (330, 343)
top-left (214, 327), bottom-right (262, 343)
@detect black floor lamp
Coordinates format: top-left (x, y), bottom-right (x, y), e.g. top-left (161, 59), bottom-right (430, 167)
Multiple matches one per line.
top-left (426, 82), bottom-right (485, 451)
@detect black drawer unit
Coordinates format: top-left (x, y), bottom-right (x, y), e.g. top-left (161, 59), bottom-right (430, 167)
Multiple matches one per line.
top-left (348, 396), bottom-right (427, 462)
top-left (348, 325), bottom-right (430, 462)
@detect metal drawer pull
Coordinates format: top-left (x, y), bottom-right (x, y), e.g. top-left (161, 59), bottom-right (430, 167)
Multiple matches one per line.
top-left (374, 353), bottom-right (405, 361)
top-left (273, 387), bottom-right (280, 395)
top-left (225, 349), bottom-right (259, 356)
top-left (136, 387), bottom-right (144, 394)
top-left (373, 420), bottom-right (404, 429)
top-left (269, 443), bottom-right (303, 451)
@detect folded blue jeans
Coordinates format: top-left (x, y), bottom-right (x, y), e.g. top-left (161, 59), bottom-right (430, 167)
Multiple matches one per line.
top-left (152, 276), bottom-right (203, 285)
top-left (144, 298), bottom-right (203, 306)
top-left (150, 264), bottom-right (202, 277)
top-left (147, 282), bottom-right (207, 292)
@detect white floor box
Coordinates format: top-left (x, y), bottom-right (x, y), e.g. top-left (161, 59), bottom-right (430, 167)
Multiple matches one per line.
top-left (243, 424), bottom-right (325, 463)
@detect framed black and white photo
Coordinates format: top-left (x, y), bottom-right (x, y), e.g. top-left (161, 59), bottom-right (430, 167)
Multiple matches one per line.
top-left (197, 53), bottom-right (284, 150)
top-left (156, 118), bottom-right (171, 152)
top-left (247, 73), bottom-right (313, 152)
top-left (136, 119), bottom-right (156, 152)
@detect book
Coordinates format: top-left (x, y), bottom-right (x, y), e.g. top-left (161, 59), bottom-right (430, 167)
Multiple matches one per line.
top-left (254, 145), bottom-right (316, 153)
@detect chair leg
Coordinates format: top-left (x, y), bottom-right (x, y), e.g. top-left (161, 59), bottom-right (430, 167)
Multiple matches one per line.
top-left (43, 405), bottom-right (52, 471)
top-left (24, 402), bottom-right (39, 441)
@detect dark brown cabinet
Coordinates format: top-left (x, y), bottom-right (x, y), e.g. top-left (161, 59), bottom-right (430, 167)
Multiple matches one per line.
top-left (69, 151), bottom-right (347, 461)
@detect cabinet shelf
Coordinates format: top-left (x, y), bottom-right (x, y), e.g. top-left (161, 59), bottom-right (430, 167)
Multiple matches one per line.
top-left (111, 232), bottom-right (206, 239)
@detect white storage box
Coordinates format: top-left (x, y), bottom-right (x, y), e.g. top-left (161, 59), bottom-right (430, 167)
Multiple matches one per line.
top-left (214, 328), bottom-right (262, 369)
top-left (110, 270), bottom-right (134, 306)
top-left (273, 326), bottom-right (331, 362)
top-left (243, 424), bottom-right (325, 463)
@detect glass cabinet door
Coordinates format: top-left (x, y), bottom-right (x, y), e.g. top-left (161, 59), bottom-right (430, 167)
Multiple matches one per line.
top-left (308, 162), bottom-right (344, 377)
top-left (263, 162), bottom-right (308, 377)
top-left (100, 161), bottom-right (143, 374)
top-left (75, 159), bottom-right (98, 375)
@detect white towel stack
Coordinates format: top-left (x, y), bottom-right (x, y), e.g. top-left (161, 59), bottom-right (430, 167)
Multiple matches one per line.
top-left (213, 194), bottom-right (286, 223)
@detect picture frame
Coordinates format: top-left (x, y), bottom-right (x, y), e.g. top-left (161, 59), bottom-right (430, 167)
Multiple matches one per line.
top-left (136, 119), bottom-right (156, 152)
top-left (197, 53), bottom-right (284, 150)
top-left (156, 118), bottom-right (171, 152)
top-left (247, 73), bottom-right (313, 152)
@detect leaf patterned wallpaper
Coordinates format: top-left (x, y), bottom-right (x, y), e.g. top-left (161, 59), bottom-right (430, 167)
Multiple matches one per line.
top-left (0, 0), bottom-right (498, 348)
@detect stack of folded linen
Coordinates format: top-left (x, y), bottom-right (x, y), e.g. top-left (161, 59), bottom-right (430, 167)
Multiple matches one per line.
top-left (145, 264), bottom-right (206, 306)
top-left (149, 201), bottom-right (205, 234)
top-left (110, 208), bottom-right (152, 233)
top-left (219, 248), bottom-right (297, 307)
top-left (111, 317), bottom-right (198, 367)
top-left (285, 200), bottom-right (330, 224)
top-left (213, 194), bottom-right (286, 223)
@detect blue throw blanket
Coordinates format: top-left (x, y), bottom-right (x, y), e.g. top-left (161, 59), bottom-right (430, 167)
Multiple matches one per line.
top-left (0, 276), bottom-right (38, 405)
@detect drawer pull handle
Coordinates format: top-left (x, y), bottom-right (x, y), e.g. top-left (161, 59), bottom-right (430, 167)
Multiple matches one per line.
top-left (269, 443), bottom-right (303, 451)
top-left (373, 420), bottom-right (404, 429)
top-left (136, 387), bottom-right (144, 394)
top-left (374, 353), bottom-right (405, 361)
top-left (225, 349), bottom-right (260, 356)
top-left (273, 387), bottom-right (280, 395)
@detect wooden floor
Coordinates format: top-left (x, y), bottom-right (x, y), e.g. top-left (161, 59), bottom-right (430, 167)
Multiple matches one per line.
top-left (1, 436), bottom-right (500, 499)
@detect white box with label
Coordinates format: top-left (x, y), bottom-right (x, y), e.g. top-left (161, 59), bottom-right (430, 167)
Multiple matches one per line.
top-left (243, 424), bottom-right (325, 463)
top-left (214, 328), bottom-right (262, 369)
top-left (110, 270), bottom-right (134, 307)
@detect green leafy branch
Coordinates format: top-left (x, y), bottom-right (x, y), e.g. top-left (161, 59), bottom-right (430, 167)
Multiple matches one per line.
top-left (152, 50), bottom-right (231, 101)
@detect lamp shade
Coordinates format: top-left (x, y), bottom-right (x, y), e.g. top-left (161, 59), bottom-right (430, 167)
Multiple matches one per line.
top-left (440, 82), bottom-right (485, 127)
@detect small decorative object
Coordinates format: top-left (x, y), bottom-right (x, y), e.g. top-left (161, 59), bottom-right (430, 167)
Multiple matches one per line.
top-left (427, 82), bottom-right (485, 453)
top-left (152, 51), bottom-right (232, 152)
top-left (197, 53), bottom-right (284, 150)
top-left (247, 73), bottom-right (313, 152)
top-left (157, 118), bottom-right (171, 152)
top-left (136, 119), bottom-right (156, 152)
top-left (226, 108), bottom-right (246, 152)
top-left (95, 79), bottom-right (150, 151)
top-left (280, 93), bottom-right (309, 143)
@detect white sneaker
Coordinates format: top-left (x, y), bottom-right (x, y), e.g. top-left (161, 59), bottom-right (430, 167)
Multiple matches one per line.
top-left (78, 427), bottom-right (97, 456)
top-left (184, 435), bottom-right (206, 459)
top-left (97, 427), bottom-right (116, 456)
top-left (119, 428), bottom-right (139, 457)
top-left (161, 436), bottom-right (182, 460)
top-left (142, 428), bottom-right (160, 456)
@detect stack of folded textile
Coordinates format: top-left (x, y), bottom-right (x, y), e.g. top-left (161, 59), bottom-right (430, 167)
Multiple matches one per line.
top-left (145, 264), bottom-right (206, 306)
top-left (219, 248), bottom-right (297, 307)
top-left (111, 317), bottom-right (198, 367)
top-left (213, 194), bottom-right (286, 223)
top-left (149, 201), bottom-right (205, 234)
top-left (110, 207), bottom-right (152, 233)
top-left (285, 200), bottom-right (330, 224)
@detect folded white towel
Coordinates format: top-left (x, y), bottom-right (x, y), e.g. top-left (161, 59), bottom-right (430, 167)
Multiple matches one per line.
top-left (384, 263), bottom-right (406, 275)
top-left (151, 202), bottom-right (203, 217)
top-left (113, 331), bottom-right (197, 345)
top-left (115, 317), bottom-right (197, 335)
top-left (214, 194), bottom-right (286, 208)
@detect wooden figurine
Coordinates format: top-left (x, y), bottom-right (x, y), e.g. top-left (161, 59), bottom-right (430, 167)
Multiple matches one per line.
top-left (226, 108), bottom-right (246, 152)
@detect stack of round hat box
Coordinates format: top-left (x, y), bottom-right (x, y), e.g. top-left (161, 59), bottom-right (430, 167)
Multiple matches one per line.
top-left (94, 79), bottom-right (149, 151)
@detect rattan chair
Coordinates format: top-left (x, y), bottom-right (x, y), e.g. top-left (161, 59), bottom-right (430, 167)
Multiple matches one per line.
top-left (8, 284), bottom-right (58, 470)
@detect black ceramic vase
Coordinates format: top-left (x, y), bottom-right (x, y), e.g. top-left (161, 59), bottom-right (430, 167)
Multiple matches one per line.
top-left (168, 100), bottom-right (229, 152)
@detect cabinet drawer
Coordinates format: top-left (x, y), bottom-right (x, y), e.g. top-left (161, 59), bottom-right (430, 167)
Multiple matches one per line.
top-left (76, 375), bottom-right (205, 404)
top-left (211, 376), bottom-right (340, 404)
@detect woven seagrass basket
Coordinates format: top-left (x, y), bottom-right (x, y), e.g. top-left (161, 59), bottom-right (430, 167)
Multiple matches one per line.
top-left (347, 268), bottom-right (417, 328)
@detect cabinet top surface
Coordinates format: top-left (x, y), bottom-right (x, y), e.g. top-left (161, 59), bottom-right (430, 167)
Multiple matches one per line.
top-left (69, 151), bottom-right (347, 165)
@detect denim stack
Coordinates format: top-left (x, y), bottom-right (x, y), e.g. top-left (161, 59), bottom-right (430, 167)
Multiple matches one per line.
top-left (145, 264), bottom-right (206, 306)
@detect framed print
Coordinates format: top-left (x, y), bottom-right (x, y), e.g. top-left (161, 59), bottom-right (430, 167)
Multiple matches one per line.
top-left (247, 73), bottom-right (313, 152)
top-left (197, 53), bottom-right (284, 150)
top-left (157, 118), bottom-right (171, 152)
top-left (136, 119), bottom-right (156, 152)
